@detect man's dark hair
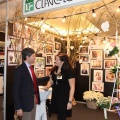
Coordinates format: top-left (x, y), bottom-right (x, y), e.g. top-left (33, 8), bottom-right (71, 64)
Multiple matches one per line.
top-left (22, 48), bottom-right (35, 60)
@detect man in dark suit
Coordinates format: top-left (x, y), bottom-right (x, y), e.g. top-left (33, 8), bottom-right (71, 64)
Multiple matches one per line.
top-left (12, 48), bottom-right (40, 120)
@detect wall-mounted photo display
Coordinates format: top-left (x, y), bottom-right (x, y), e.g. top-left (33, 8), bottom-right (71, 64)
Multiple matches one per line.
top-left (93, 70), bottom-right (103, 82)
top-left (54, 41), bottom-right (61, 51)
top-left (29, 28), bottom-right (38, 40)
top-left (35, 43), bottom-right (44, 54)
top-left (104, 60), bottom-right (116, 69)
top-left (46, 55), bottom-right (53, 65)
top-left (35, 68), bottom-right (45, 78)
top-left (13, 22), bottom-right (22, 37)
top-left (45, 34), bottom-right (54, 44)
top-left (80, 63), bottom-right (89, 76)
top-left (35, 57), bottom-right (45, 68)
top-left (104, 53), bottom-right (116, 59)
top-left (45, 67), bottom-right (52, 76)
top-left (91, 60), bottom-right (102, 69)
top-left (8, 36), bottom-right (22, 51)
top-left (92, 82), bottom-right (104, 92)
top-left (90, 49), bottom-right (103, 59)
top-left (79, 46), bottom-right (89, 54)
top-left (105, 70), bottom-right (115, 82)
top-left (79, 55), bottom-right (89, 63)
top-left (45, 44), bottom-right (54, 54)
top-left (8, 51), bottom-right (22, 66)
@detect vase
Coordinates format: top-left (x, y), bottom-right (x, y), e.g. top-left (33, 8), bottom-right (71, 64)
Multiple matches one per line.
top-left (103, 108), bottom-right (107, 119)
top-left (86, 100), bottom-right (98, 109)
top-left (114, 54), bottom-right (120, 63)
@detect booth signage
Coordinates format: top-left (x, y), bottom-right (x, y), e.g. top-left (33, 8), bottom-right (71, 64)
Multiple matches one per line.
top-left (23, 0), bottom-right (99, 16)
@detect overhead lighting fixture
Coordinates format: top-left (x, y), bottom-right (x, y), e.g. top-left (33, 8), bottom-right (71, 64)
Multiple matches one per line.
top-left (40, 17), bottom-right (44, 24)
top-left (24, 18), bottom-right (27, 21)
top-left (116, 6), bottom-right (120, 12)
top-left (92, 9), bottom-right (96, 17)
top-left (62, 16), bottom-right (66, 22)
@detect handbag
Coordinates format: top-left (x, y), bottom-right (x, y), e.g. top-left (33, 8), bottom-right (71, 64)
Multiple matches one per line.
top-left (72, 97), bottom-right (77, 106)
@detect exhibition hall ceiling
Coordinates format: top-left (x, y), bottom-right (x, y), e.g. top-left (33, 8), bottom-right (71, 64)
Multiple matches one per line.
top-left (0, 0), bottom-right (119, 38)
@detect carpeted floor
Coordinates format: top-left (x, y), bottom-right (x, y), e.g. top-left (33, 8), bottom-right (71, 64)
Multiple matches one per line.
top-left (47, 102), bottom-right (120, 120)
top-left (0, 95), bottom-right (119, 120)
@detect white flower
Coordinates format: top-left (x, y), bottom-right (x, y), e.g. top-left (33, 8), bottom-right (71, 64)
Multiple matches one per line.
top-left (83, 91), bottom-right (104, 101)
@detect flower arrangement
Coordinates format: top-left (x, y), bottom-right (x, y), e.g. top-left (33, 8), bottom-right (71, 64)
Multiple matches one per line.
top-left (104, 42), bottom-right (119, 56)
top-left (83, 91), bottom-right (104, 101)
top-left (110, 65), bottom-right (120, 74)
top-left (97, 97), bottom-right (110, 109)
top-left (97, 97), bottom-right (111, 120)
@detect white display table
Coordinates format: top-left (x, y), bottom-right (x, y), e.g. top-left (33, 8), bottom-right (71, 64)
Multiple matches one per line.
top-left (35, 86), bottom-right (52, 120)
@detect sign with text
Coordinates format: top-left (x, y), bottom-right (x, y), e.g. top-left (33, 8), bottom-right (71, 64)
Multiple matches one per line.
top-left (23, 0), bottom-right (99, 16)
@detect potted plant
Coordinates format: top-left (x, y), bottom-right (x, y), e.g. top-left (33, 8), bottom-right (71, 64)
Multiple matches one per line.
top-left (96, 97), bottom-right (110, 119)
top-left (83, 91), bottom-right (104, 109)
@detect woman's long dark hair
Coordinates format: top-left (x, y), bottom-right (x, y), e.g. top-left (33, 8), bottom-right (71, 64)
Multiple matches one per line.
top-left (51, 53), bottom-right (73, 75)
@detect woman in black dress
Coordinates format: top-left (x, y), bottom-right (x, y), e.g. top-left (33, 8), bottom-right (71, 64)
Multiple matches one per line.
top-left (45, 53), bottom-right (75, 120)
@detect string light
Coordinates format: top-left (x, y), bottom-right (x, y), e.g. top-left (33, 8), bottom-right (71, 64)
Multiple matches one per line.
top-left (92, 9), bottom-right (96, 17)
top-left (40, 17), bottom-right (44, 24)
top-left (116, 6), bottom-right (120, 12)
top-left (25, 18), bottom-right (27, 21)
top-left (62, 16), bottom-right (66, 22)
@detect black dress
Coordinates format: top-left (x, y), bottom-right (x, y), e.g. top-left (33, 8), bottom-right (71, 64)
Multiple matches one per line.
top-left (50, 69), bottom-right (75, 120)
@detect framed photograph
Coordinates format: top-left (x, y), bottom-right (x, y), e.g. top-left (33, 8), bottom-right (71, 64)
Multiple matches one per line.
top-left (35, 57), bottom-right (45, 68)
top-left (13, 22), bottom-right (22, 37)
top-left (46, 55), bottom-right (53, 65)
top-left (45, 44), bottom-right (54, 54)
top-left (93, 70), bottom-right (103, 82)
top-left (80, 63), bottom-right (89, 76)
top-left (8, 36), bottom-right (22, 51)
top-left (104, 53), bottom-right (116, 59)
top-left (79, 55), bottom-right (89, 63)
top-left (105, 70), bottom-right (115, 82)
top-left (79, 46), bottom-right (89, 54)
top-left (104, 60), bottom-right (116, 69)
top-left (54, 41), bottom-right (61, 51)
top-left (90, 49), bottom-right (103, 59)
top-left (8, 51), bottom-right (22, 66)
top-left (35, 68), bottom-right (45, 78)
top-left (91, 60), bottom-right (102, 69)
top-left (45, 67), bottom-right (52, 76)
top-left (92, 82), bottom-right (104, 92)
top-left (45, 34), bottom-right (54, 44)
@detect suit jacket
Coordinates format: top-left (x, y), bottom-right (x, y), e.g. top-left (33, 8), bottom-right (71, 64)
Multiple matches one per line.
top-left (12, 62), bottom-right (40, 112)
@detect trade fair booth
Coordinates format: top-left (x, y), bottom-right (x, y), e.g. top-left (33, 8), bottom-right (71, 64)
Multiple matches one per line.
top-left (0, 0), bottom-right (120, 119)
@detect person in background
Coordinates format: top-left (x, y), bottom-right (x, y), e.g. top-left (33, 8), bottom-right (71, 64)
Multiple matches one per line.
top-left (44, 53), bottom-right (75, 120)
top-left (12, 48), bottom-right (40, 120)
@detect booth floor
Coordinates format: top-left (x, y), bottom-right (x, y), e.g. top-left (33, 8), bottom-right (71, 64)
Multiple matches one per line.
top-left (0, 95), bottom-right (119, 120)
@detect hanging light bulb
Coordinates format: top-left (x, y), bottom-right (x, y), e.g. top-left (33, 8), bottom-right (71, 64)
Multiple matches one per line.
top-left (92, 9), bottom-right (96, 17)
top-left (116, 6), bottom-right (120, 12)
top-left (62, 16), bottom-right (66, 22)
top-left (77, 34), bottom-right (80, 38)
top-left (24, 18), bottom-right (27, 21)
top-left (40, 17), bottom-right (44, 24)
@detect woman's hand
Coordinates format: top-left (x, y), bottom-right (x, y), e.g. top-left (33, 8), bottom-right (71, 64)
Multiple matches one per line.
top-left (44, 86), bottom-right (49, 91)
top-left (67, 102), bottom-right (72, 110)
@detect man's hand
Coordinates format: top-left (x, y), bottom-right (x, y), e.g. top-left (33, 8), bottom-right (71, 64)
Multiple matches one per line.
top-left (16, 109), bottom-right (23, 117)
